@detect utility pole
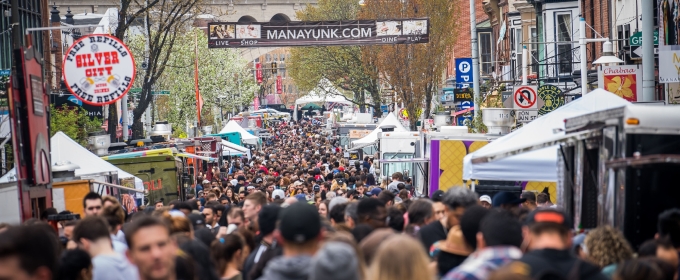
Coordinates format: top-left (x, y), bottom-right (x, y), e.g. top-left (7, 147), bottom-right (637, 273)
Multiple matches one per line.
top-left (470, 0), bottom-right (481, 118)
top-left (641, 0), bottom-right (654, 102)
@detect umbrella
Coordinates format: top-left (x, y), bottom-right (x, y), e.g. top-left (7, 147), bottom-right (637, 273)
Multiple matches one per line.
top-left (301, 103), bottom-right (323, 110)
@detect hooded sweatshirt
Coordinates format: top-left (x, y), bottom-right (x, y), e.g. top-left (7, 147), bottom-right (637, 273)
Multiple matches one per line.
top-left (257, 255), bottom-right (312, 280)
top-left (92, 253), bottom-right (139, 280)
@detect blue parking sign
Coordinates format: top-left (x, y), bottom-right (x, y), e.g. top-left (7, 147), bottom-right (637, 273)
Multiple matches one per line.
top-left (455, 58), bottom-right (473, 85)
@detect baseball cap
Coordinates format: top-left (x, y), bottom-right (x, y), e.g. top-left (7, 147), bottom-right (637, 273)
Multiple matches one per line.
top-left (255, 177), bottom-right (264, 184)
top-left (295, 194), bottom-right (307, 202)
top-left (368, 188), bottom-right (382, 197)
top-left (230, 179), bottom-right (238, 186)
top-left (431, 190), bottom-right (445, 202)
top-left (492, 192), bottom-right (525, 207)
top-left (247, 186), bottom-right (255, 190)
top-left (258, 205), bottom-right (281, 236)
top-left (237, 175), bottom-right (246, 182)
top-left (525, 208), bottom-right (571, 229)
top-left (188, 213), bottom-right (206, 229)
top-left (338, 166), bottom-right (345, 171)
top-left (202, 180), bottom-right (210, 184)
top-left (479, 195), bottom-right (492, 204)
top-left (278, 202), bottom-right (321, 243)
top-left (272, 189), bottom-right (285, 199)
top-left (313, 185), bottom-right (320, 192)
top-left (293, 181), bottom-right (304, 187)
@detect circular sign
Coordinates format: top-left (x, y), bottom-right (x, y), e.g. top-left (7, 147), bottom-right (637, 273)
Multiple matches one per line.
top-left (538, 85), bottom-right (564, 115)
top-left (62, 34), bottom-right (136, 106)
top-left (458, 61), bottom-right (471, 73)
top-left (514, 86), bottom-right (537, 109)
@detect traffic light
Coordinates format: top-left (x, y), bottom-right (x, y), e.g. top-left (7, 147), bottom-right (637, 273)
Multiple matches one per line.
top-left (271, 62), bottom-right (277, 74)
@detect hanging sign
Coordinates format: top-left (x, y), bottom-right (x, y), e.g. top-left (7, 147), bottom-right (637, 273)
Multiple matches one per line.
top-left (537, 85), bottom-right (564, 114)
top-left (208, 19), bottom-right (429, 48)
top-left (513, 85), bottom-right (538, 109)
top-left (62, 34), bottom-right (136, 106)
top-left (256, 63), bottom-right (263, 84)
top-left (276, 75), bottom-right (282, 94)
top-left (658, 46), bottom-right (680, 83)
top-left (597, 65), bottom-right (641, 102)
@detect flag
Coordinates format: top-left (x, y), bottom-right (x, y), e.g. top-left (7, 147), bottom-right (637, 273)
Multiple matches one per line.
top-left (194, 32), bottom-right (203, 125)
top-left (253, 97), bottom-right (260, 111)
top-left (276, 75), bottom-right (282, 94)
top-left (256, 63), bottom-right (263, 84)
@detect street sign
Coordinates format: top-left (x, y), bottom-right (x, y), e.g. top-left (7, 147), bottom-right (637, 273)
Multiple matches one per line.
top-left (501, 91), bottom-right (513, 108)
top-left (455, 58), bottom-right (473, 85)
top-left (538, 85), bottom-right (564, 115)
top-left (453, 88), bottom-right (473, 102)
top-left (457, 115), bottom-right (473, 126)
top-left (629, 30), bottom-right (658, 47)
top-left (152, 90), bottom-right (170, 95)
top-left (380, 105), bottom-right (388, 114)
top-left (513, 85), bottom-right (538, 109)
top-left (455, 101), bottom-right (473, 111)
top-left (0, 69), bottom-right (9, 76)
top-left (630, 46), bottom-right (659, 59)
top-left (516, 110), bottom-right (538, 123)
top-left (129, 88), bottom-right (142, 93)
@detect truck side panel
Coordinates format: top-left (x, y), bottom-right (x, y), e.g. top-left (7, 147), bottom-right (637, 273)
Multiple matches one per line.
top-left (107, 156), bottom-right (180, 205)
top-left (52, 180), bottom-right (92, 218)
top-left (0, 183), bottom-right (20, 224)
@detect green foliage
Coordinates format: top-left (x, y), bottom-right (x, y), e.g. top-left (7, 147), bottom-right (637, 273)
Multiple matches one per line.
top-left (126, 29), bottom-right (257, 132)
top-left (49, 104), bottom-right (103, 145)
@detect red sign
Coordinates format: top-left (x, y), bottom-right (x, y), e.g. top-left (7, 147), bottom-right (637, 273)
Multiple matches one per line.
top-left (256, 63), bottom-right (263, 84)
top-left (276, 75), bottom-right (282, 94)
top-left (62, 34), bottom-right (136, 106)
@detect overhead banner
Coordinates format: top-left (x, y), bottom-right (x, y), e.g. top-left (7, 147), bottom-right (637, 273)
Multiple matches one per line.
top-left (208, 18), bottom-right (429, 48)
top-left (63, 34), bottom-right (136, 106)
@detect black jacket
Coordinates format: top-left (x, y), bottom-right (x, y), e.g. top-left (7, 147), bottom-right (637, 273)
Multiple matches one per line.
top-left (518, 249), bottom-right (609, 280)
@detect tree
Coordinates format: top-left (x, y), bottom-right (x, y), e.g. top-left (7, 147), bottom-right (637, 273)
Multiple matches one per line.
top-left (49, 105), bottom-right (103, 145)
top-left (289, 0), bottom-right (383, 116)
top-left (360, 0), bottom-right (457, 129)
top-left (128, 29), bottom-right (257, 136)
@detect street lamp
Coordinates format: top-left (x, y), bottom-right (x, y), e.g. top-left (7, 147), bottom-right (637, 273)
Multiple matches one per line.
top-left (578, 17), bottom-right (622, 96)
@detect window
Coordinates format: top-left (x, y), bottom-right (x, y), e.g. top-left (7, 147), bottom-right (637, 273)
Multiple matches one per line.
top-left (266, 54), bottom-right (271, 62)
top-left (511, 28), bottom-right (523, 80)
top-left (274, 54), bottom-right (279, 62)
top-left (479, 32), bottom-right (492, 75)
top-left (531, 27), bottom-right (538, 74)
top-left (556, 14), bottom-right (573, 75)
top-left (255, 57), bottom-right (260, 63)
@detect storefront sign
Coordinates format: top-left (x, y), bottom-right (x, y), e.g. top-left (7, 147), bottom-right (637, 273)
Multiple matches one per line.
top-left (208, 19), bottom-right (429, 48)
top-left (63, 34), bottom-right (136, 106)
top-left (597, 65), bottom-right (641, 101)
top-left (659, 46), bottom-right (680, 84)
top-left (276, 75), bottom-right (282, 94)
top-left (349, 130), bottom-right (371, 139)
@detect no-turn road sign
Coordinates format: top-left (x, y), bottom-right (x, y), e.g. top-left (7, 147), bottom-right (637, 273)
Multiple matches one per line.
top-left (514, 85), bottom-right (538, 109)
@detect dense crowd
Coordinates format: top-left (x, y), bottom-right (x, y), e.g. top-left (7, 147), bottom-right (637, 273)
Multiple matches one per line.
top-left (1, 118), bottom-right (679, 280)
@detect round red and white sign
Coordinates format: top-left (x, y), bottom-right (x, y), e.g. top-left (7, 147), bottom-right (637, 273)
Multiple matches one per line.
top-left (62, 34), bottom-right (136, 106)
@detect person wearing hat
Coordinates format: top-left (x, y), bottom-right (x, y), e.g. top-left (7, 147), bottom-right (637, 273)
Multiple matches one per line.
top-left (492, 191), bottom-right (526, 210)
top-left (258, 203), bottom-right (322, 280)
top-left (368, 187), bottom-right (382, 198)
top-left (479, 195), bottom-right (492, 209)
top-left (432, 225), bottom-right (473, 277)
top-left (443, 209), bottom-right (523, 280)
top-left (508, 209), bottom-right (608, 280)
top-left (309, 241), bottom-right (361, 280)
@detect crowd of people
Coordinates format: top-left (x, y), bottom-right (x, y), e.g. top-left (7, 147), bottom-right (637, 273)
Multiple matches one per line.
top-left (1, 118), bottom-right (679, 280)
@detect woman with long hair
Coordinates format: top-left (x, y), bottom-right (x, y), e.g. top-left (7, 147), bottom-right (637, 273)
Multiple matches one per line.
top-left (211, 234), bottom-right (246, 280)
top-left (368, 235), bottom-right (434, 280)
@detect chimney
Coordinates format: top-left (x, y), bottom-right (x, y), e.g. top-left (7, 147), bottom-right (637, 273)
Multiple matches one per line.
top-left (64, 7), bottom-right (74, 25)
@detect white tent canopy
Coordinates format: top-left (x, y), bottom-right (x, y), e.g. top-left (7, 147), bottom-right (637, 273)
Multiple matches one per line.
top-left (0, 132), bottom-right (144, 195)
top-left (221, 140), bottom-right (251, 158)
top-left (463, 89), bottom-right (630, 182)
top-left (352, 113), bottom-right (408, 145)
top-left (294, 79), bottom-right (354, 121)
top-left (219, 121), bottom-right (259, 145)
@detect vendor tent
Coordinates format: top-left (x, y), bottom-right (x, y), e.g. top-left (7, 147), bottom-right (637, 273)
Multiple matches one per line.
top-left (352, 113), bottom-right (408, 145)
top-left (222, 140), bottom-right (251, 158)
top-left (294, 79), bottom-right (353, 120)
top-left (0, 132), bottom-right (144, 195)
top-left (463, 89), bottom-right (630, 182)
top-left (219, 121), bottom-right (259, 145)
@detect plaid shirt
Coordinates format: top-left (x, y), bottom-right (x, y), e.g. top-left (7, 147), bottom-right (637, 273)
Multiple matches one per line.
top-left (442, 246), bottom-right (523, 280)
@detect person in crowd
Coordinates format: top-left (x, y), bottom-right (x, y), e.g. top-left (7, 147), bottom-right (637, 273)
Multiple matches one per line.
top-left (100, 204), bottom-right (129, 254)
top-left (318, 200), bottom-right (330, 218)
top-left (243, 192), bottom-right (267, 230)
top-left (443, 209), bottom-right (523, 280)
top-left (479, 195), bottom-right (492, 209)
top-left (512, 208), bottom-right (608, 280)
top-left (0, 224), bottom-right (61, 280)
top-left (387, 172), bottom-right (405, 194)
top-left (258, 202), bottom-right (322, 280)
top-left (228, 207), bottom-right (246, 229)
top-left (419, 187), bottom-right (479, 252)
top-left (203, 203), bottom-right (220, 231)
top-left (433, 225), bottom-right (473, 277)
top-left (584, 226), bottom-right (634, 277)
top-left (56, 249), bottom-right (93, 280)
top-left (431, 190), bottom-right (447, 220)
top-left (83, 192), bottom-right (103, 217)
top-left (125, 216), bottom-right (178, 280)
top-left (355, 198), bottom-right (388, 231)
top-left (386, 206), bottom-right (405, 232)
top-left (613, 258), bottom-right (664, 280)
top-left (657, 209), bottom-right (680, 259)
top-left (377, 190), bottom-right (396, 208)
top-left (243, 205), bottom-right (280, 280)
top-left (72, 216), bottom-right (139, 280)
top-left (536, 192), bottom-right (553, 208)
top-left (368, 235), bottom-right (434, 280)
top-left (405, 199), bottom-right (435, 237)
top-left (309, 241), bottom-right (361, 280)
top-left (491, 192), bottom-right (525, 211)
top-left (212, 233), bottom-right (246, 280)
top-left (520, 192), bottom-right (538, 211)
